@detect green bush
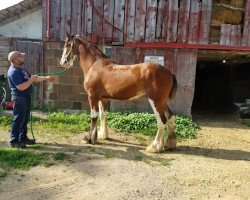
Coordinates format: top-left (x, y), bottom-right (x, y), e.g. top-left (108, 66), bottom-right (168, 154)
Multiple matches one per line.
top-left (0, 111), bottom-right (198, 140)
top-left (174, 115), bottom-right (198, 139)
top-left (242, 119), bottom-right (250, 127)
top-left (0, 115), bottom-right (13, 126)
top-left (106, 112), bottom-right (198, 139)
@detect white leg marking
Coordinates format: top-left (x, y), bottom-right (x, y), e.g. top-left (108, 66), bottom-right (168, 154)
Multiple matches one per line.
top-left (98, 101), bottom-right (109, 140)
top-left (91, 109), bottom-right (98, 118)
top-left (147, 99), bottom-right (165, 152)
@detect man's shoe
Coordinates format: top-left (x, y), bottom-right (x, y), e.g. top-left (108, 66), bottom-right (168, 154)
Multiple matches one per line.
top-left (10, 142), bottom-right (27, 149)
top-left (22, 138), bottom-right (36, 145)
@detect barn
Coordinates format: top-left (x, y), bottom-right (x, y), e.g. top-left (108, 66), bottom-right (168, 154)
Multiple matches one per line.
top-left (1, 0), bottom-right (250, 117)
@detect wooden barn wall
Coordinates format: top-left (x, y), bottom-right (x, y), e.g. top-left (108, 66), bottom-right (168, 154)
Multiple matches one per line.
top-left (43, 0), bottom-right (213, 45)
top-left (0, 36), bottom-right (11, 75)
top-left (110, 47), bottom-right (197, 117)
top-left (43, 0), bottom-right (250, 47)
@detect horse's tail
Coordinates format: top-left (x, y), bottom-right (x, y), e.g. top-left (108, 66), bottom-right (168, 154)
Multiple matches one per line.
top-left (169, 74), bottom-right (177, 100)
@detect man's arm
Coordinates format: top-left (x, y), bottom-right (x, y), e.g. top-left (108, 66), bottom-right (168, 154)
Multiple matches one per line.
top-left (16, 75), bottom-right (38, 91)
top-left (35, 76), bottom-right (54, 82)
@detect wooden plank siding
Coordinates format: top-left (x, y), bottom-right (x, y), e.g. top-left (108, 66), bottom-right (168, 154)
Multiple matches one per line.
top-left (85, 0), bottom-right (93, 39)
top-left (220, 24), bottom-right (232, 46)
top-left (169, 49), bottom-right (197, 117)
top-left (164, 0), bottom-right (179, 43)
top-left (103, 0), bottom-right (114, 42)
top-left (198, 0), bottom-right (212, 44)
top-left (125, 0), bottom-right (136, 41)
top-left (113, 0), bottom-right (125, 42)
top-left (71, 0), bottom-right (83, 36)
top-left (242, 0), bottom-right (250, 46)
top-left (188, 0), bottom-right (201, 44)
top-left (134, 0), bottom-right (147, 42)
top-left (92, 0), bottom-right (103, 42)
top-left (44, 0), bottom-right (248, 49)
top-left (60, 0), bottom-right (71, 40)
top-left (231, 25), bottom-right (242, 46)
top-left (155, 0), bottom-right (168, 40)
top-left (177, 0), bottom-right (191, 43)
top-left (145, 0), bottom-right (157, 42)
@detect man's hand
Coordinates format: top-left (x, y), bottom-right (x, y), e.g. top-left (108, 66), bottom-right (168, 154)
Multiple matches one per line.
top-left (30, 75), bottom-right (38, 82)
top-left (46, 76), bottom-right (55, 82)
top-left (35, 76), bottom-right (55, 82)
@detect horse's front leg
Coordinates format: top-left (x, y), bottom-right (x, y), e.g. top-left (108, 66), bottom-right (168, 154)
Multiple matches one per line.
top-left (98, 99), bottom-right (109, 140)
top-left (83, 96), bottom-right (99, 144)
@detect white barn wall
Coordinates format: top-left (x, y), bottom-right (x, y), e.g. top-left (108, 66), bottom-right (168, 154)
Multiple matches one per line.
top-left (0, 10), bottom-right (42, 40)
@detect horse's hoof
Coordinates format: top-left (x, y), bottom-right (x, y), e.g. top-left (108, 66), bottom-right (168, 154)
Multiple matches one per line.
top-left (82, 135), bottom-right (91, 144)
top-left (164, 139), bottom-right (177, 150)
top-left (98, 132), bottom-right (108, 140)
top-left (146, 144), bottom-right (163, 153)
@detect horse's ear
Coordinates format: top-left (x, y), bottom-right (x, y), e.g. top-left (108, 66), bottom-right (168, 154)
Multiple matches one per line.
top-left (66, 31), bottom-right (71, 40)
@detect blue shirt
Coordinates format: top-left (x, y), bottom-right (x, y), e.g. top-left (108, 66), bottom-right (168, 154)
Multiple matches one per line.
top-left (7, 66), bottom-right (32, 97)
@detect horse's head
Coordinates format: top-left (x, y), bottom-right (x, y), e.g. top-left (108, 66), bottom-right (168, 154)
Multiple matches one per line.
top-left (60, 31), bottom-right (79, 68)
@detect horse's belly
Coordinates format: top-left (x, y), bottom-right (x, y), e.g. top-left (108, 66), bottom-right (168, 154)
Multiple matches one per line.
top-left (104, 82), bottom-right (145, 100)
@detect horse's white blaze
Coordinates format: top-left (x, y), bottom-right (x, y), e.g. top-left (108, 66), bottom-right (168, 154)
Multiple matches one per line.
top-left (98, 101), bottom-right (108, 139)
top-left (91, 109), bottom-right (98, 118)
top-left (60, 48), bottom-right (67, 66)
top-left (148, 99), bottom-right (165, 151)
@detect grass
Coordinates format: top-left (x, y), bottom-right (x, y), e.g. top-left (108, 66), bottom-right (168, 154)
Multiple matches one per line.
top-left (0, 171), bottom-right (7, 181)
top-left (242, 119), bottom-right (250, 127)
top-left (0, 111), bottom-right (198, 140)
top-left (53, 151), bottom-right (68, 160)
top-left (103, 153), bottom-right (115, 159)
top-left (0, 149), bottom-right (48, 170)
top-left (134, 156), bottom-right (151, 165)
top-left (0, 148), bottom-right (70, 181)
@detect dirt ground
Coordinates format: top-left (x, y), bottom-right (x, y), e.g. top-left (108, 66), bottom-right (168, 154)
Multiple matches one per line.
top-left (0, 114), bottom-right (249, 200)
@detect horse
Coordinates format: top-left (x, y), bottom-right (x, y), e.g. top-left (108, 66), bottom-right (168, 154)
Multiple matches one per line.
top-left (60, 32), bottom-right (177, 153)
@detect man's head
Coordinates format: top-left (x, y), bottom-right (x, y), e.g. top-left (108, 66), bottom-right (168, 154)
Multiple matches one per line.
top-left (8, 51), bottom-right (25, 66)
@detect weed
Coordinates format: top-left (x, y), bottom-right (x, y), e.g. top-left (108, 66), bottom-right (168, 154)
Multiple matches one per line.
top-left (103, 154), bottom-right (114, 159)
top-left (53, 151), bottom-right (68, 160)
top-left (160, 159), bottom-right (171, 167)
top-left (242, 119), bottom-right (250, 127)
top-left (134, 156), bottom-right (151, 165)
top-left (0, 170), bottom-right (7, 181)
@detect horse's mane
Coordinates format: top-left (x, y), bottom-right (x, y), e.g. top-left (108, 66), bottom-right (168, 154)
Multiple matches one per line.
top-left (75, 35), bottom-right (107, 60)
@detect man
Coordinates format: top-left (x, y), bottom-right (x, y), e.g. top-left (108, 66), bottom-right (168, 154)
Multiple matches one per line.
top-left (7, 51), bottom-right (54, 148)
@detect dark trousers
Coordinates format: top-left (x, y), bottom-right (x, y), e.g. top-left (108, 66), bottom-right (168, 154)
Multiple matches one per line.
top-left (10, 96), bottom-right (31, 143)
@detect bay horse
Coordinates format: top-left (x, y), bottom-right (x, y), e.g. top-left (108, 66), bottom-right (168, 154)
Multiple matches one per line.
top-left (60, 32), bottom-right (177, 153)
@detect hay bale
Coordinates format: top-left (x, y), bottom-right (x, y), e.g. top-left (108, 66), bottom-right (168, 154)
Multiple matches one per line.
top-left (229, 0), bottom-right (245, 8)
top-left (214, 0), bottom-right (245, 8)
top-left (212, 4), bottom-right (244, 25)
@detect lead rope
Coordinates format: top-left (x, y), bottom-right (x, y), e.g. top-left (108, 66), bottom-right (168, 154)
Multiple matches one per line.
top-left (30, 68), bottom-right (68, 141)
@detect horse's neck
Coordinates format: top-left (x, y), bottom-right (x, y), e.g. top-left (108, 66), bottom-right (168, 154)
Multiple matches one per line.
top-left (79, 51), bottom-right (95, 76)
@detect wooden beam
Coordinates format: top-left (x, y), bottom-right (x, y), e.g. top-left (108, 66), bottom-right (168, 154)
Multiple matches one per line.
top-left (124, 42), bottom-right (250, 52)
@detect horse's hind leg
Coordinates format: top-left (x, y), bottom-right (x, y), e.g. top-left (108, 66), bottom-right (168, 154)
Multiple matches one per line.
top-left (147, 99), bottom-right (167, 153)
top-left (98, 99), bottom-right (109, 140)
top-left (83, 96), bottom-right (99, 144)
top-left (165, 106), bottom-right (177, 150)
